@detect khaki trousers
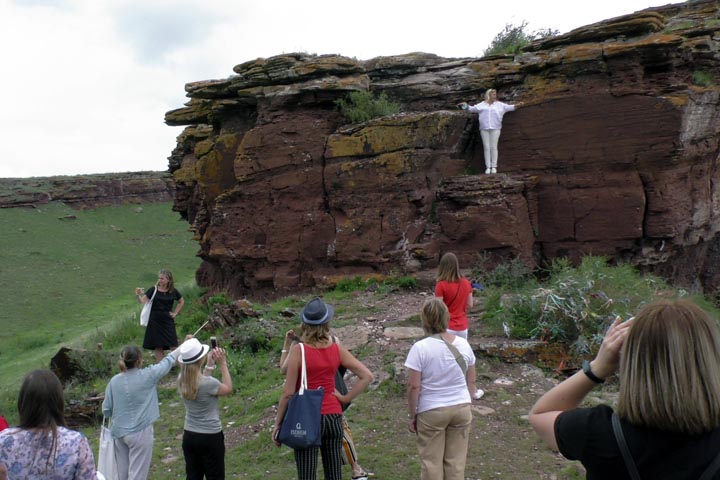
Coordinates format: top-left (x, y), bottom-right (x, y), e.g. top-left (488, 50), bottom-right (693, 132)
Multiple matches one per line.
top-left (416, 403), bottom-right (472, 480)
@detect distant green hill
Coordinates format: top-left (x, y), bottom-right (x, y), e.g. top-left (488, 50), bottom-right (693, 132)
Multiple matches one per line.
top-left (0, 201), bottom-right (200, 393)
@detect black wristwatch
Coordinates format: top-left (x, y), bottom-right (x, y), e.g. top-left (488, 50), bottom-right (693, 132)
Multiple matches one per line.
top-left (582, 360), bottom-right (605, 384)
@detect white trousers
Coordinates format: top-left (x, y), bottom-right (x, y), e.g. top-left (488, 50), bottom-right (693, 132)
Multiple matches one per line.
top-left (480, 129), bottom-right (501, 168)
top-left (114, 424), bottom-right (154, 480)
top-left (446, 328), bottom-right (468, 339)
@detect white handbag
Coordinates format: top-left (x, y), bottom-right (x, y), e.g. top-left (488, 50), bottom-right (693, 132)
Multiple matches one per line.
top-left (139, 284), bottom-right (158, 327)
top-left (97, 417), bottom-right (117, 480)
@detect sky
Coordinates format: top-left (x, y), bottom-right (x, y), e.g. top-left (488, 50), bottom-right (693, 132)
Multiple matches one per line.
top-left (0, 0), bottom-right (675, 178)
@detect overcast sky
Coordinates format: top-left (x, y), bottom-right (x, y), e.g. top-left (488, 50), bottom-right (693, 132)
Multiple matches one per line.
top-left (1, 0), bottom-right (674, 178)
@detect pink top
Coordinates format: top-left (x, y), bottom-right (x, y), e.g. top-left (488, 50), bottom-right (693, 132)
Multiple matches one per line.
top-left (435, 278), bottom-right (472, 331)
top-left (296, 343), bottom-right (342, 415)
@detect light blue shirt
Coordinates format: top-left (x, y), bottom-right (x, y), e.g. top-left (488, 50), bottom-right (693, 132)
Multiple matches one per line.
top-left (102, 348), bottom-right (179, 438)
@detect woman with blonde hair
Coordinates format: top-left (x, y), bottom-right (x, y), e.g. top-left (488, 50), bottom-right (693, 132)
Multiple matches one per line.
top-left (529, 299), bottom-right (720, 479)
top-left (458, 88), bottom-right (522, 174)
top-left (435, 253), bottom-right (474, 340)
top-left (272, 297), bottom-right (374, 480)
top-left (177, 337), bottom-right (233, 479)
top-left (405, 298), bottom-right (477, 480)
top-left (135, 269), bottom-right (185, 362)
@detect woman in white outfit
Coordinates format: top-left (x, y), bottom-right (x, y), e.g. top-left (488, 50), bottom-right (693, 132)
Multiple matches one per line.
top-left (405, 298), bottom-right (477, 480)
top-left (458, 89), bottom-right (522, 174)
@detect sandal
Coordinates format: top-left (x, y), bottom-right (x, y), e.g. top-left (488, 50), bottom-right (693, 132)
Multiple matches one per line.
top-left (352, 473), bottom-right (369, 480)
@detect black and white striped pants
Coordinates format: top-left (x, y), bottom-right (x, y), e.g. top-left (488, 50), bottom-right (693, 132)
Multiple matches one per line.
top-left (293, 414), bottom-right (343, 480)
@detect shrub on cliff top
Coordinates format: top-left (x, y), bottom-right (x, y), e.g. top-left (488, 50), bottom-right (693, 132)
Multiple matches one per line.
top-left (483, 21), bottom-right (559, 56)
top-left (335, 90), bottom-right (401, 123)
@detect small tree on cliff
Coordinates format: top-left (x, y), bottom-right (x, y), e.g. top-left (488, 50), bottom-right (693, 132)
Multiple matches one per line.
top-left (483, 21), bottom-right (559, 56)
top-left (335, 90), bottom-right (401, 124)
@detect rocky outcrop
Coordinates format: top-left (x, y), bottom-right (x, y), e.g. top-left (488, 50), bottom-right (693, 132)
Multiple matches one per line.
top-left (166, 0), bottom-right (720, 295)
top-left (0, 172), bottom-right (175, 209)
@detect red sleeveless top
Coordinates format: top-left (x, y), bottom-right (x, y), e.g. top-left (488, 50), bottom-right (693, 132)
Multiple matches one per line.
top-left (295, 343), bottom-right (342, 415)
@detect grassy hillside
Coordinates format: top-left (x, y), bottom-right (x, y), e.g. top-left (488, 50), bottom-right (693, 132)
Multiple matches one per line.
top-left (0, 201), bottom-right (200, 394)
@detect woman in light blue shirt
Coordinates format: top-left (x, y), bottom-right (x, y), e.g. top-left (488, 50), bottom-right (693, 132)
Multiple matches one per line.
top-left (102, 344), bottom-right (180, 480)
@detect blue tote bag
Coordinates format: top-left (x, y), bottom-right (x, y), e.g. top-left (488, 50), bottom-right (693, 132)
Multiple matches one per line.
top-left (278, 343), bottom-right (324, 449)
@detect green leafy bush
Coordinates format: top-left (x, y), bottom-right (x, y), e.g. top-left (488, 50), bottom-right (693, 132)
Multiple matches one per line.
top-left (472, 253), bottom-right (535, 290)
top-left (496, 256), bottom-right (672, 355)
top-left (483, 21), bottom-right (559, 56)
top-left (335, 91), bottom-right (401, 123)
top-left (692, 70), bottom-right (713, 87)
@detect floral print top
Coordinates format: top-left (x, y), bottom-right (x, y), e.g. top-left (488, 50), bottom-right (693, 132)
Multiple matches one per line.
top-left (0, 426), bottom-right (96, 479)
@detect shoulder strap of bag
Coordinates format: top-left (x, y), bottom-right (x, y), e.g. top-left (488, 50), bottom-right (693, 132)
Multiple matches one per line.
top-left (446, 281), bottom-right (463, 310)
top-left (612, 413), bottom-right (642, 480)
top-left (698, 447), bottom-right (720, 480)
top-left (148, 284), bottom-right (158, 302)
top-left (432, 334), bottom-right (467, 374)
top-left (298, 343), bottom-right (308, 394)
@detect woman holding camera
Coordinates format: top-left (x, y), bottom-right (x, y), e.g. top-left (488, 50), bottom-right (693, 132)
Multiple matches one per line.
top-left (177, 337), bottom-right (233, 480)
top-left (272, 297), bottom-right (374, 480)
top-left (529, 299), bottom-right (720, 479)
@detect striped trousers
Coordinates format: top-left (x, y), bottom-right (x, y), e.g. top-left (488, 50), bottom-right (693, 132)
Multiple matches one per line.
top-left (294, 414), bottom-right (343, 480)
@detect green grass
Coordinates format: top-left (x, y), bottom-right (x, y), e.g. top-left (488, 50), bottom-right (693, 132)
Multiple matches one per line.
top-left (0, 201), bottom-right (200, 400)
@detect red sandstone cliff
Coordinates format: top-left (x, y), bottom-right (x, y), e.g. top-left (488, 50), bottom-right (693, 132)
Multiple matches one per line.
top-left (165, 0), bottom-right (720, 295)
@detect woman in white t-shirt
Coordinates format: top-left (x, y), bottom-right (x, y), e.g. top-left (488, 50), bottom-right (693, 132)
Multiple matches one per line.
top-left (458, 88), bottom-right (522, 174)
top-left (405, 298), bottom-right (477, 480)
top-left (176, 337), bottom-right (233, 480)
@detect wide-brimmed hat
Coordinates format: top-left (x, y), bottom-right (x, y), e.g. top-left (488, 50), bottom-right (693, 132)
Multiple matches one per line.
top-left (178, 338), bottom-right (210, 364)
top-left (300, 297), bottom-right (334, 325)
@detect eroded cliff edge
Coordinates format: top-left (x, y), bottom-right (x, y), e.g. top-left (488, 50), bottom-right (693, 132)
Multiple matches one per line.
top-left (166, 0), bottom-right (720, 295)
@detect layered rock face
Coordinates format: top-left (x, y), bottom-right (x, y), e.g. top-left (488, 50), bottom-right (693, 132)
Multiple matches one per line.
top-left (0, 172), bottom-right (175, 209)
top-left (166, 0), bottom-right (720, 295)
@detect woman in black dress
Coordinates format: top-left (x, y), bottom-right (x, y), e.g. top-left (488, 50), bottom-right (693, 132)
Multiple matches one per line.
top-left (135, 269), bottom-right (184, 361)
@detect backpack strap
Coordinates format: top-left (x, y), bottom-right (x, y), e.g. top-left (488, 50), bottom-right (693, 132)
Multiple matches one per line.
top-left (611, 413), bottom-right (642, 480)
top-left (432, 334), bottom-right (467, 374)
top-left (698, 448), bottom-right (720, 480)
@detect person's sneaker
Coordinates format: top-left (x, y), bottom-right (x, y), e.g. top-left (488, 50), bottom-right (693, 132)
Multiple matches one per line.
top-left (485, 168), bottom-right (491, 174)
top-left (474, 388), bottom-right (485, 400)
top-left (491, 167), bottom-right (497, 174)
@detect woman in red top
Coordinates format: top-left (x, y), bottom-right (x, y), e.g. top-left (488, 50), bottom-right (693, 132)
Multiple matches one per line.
top-left (273, 298), bottom-right (374, 480)
top-left (435, 252), bottom-right (473, 338)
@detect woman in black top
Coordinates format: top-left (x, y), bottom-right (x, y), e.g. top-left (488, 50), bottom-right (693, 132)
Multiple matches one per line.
top-left (135, 269), bottom-right (184, 361)
top-left (529, 299), bottom-right (720, 479)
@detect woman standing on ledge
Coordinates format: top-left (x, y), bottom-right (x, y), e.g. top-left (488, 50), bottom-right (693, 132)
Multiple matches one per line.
top-left (458, 88), bottom-right (522, 174)
top-left (135, 269), bottom-right (184, 362)
top-left (529, 299), bottom-right (720, 479)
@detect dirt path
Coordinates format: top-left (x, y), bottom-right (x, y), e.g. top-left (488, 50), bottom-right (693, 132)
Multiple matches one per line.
top-left (221, 290), bottom-right (614, 479)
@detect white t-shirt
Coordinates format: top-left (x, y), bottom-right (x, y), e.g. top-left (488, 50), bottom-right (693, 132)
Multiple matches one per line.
top-left (404, 336), bottom-right (475, 414)
top-left (468, 101), bottom-right (515, 130)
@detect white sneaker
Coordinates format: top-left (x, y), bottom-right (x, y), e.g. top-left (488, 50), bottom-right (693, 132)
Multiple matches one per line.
top-left (474, 388), bottom-right (485, 400)
top-left (485, 168), bottom-right (491, 174)
top-left (491, 167), bottom-right (497, 174)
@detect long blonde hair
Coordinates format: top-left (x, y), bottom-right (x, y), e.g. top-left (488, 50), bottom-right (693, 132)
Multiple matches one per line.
top-left (437, 252), bottom-right (462, 283)
top-left (484, 88), bottom-right (497, 102)
top-left (616, 299), bottom-right (720, 434)
top-left (177, 361), bottom-right (203, 401)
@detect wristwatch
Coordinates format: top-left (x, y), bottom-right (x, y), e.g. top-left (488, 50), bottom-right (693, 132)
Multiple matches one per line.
top-left (582, 360), bottom-right (605, 384)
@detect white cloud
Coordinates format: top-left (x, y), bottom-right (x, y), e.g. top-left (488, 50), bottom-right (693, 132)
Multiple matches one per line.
top-left (1, 0), bottom-right (673, 178)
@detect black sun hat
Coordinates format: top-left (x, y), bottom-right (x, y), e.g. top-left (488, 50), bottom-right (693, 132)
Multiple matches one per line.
top-left (300, 297), bottom-right (334, 325)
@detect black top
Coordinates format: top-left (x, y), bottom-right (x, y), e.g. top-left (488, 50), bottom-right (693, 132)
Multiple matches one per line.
top-left (142, 287), bottom-right (182, 350)
top-left (555, 405), bottom-right (720, 479)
